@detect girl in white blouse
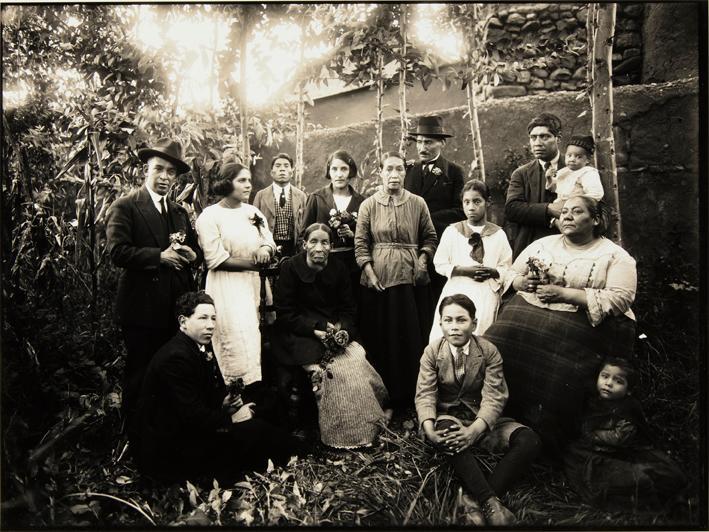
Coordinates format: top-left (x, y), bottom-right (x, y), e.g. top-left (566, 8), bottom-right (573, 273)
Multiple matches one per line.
top-left (429, 180), bottom-right (513, 341)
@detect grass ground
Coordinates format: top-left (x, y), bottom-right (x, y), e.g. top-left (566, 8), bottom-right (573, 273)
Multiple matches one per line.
top-left (15, 403), bottom-right (699, 528)
top-left (2, 296), bottom-right (702, 528)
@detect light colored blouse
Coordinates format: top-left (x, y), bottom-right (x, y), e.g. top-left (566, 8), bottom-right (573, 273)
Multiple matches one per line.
top-left (354, 189), bottom-right (438, 289)
top-left (553, 165), bottom-right (604, 201)
top-left (513, 235), bottom-right (636, 327)
top-left (433, 221), bottom-right (513, 293)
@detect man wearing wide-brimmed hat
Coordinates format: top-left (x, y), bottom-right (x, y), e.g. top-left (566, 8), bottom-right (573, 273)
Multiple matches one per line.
top-left (106, 138), bottom-right (203, 444)
top-left (405, 115), bottom-right (466, 305)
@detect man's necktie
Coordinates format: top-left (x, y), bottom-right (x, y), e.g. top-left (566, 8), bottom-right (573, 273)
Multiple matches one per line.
top-left (454, 346), bottom-right (466, 383)
top-left (279, 189), bottom-right (286, 208)
top-left (542, 161), bottom-right (554, 190)
top-left (160, 197), bottom-right (168, 223)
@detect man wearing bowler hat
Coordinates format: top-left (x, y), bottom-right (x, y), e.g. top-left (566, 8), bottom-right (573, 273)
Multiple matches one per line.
top-left (405, 115), bottom-right (466, 302)
top-left (106, 138), bottom-right (203, 443)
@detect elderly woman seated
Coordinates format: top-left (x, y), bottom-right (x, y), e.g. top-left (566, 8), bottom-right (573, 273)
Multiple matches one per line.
top-left (272, 223), bottom-right (390, 449)
top-left (135, 291), bottom-right (307, 483)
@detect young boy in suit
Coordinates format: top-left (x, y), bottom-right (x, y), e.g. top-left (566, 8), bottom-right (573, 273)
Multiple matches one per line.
top-left (415, 294), bottom-right (541, 525)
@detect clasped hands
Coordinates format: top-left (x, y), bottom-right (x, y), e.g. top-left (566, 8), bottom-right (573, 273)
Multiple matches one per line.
top-left (314, 321), bottom-right (340, 340)
top-left (514, 273), bottom-right (566, 304)
top-left (456, 265), bottom-right (499, 282)
top-left (160, 245), bottom-right (197, 270)
top-left (424, 418), bottom-right (486, 454)
top-left (222, 393), bottom-right (256, 424)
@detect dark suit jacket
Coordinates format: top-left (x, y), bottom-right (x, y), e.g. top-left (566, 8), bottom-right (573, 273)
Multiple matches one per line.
top-left (106, 187), bottom-right (202, 329)
top-left (504, 156), bottom-right (565, 259)
top-left (136, 332), bottom-right (231, 476)
top-left (405, 156), bottom-right (465, 237)
top-left (272, 251), bottom-right (358, 365)
top-left (302, 184), bottom-right (365, 249)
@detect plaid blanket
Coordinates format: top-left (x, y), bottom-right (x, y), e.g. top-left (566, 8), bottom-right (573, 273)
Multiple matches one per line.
top-left (483, 294), bottom-right (635, 450)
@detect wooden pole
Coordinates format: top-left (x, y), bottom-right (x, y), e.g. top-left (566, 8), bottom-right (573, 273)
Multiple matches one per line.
top-left (238, 7), bottom-right (251, 167)
top-left (398, 3), bottom-right (408, 155)
top-left (295, 35), bottom-right (305, 188)
top-left (376, 51), bottom-right (384, 164)
top-left (588, 3), bottom-right (621, 244)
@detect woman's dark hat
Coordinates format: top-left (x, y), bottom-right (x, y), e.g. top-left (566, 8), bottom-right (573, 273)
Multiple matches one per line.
top-left (137, 138), bottom-right (191, 175)
top-left (407, 115), bottom-right (453, 139)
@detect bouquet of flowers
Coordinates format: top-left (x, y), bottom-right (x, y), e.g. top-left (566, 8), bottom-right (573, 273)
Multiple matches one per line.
top-left (527, 256), bottom-right (563, 285)
top-left (169, 230), bottom-right (186, 251)
top-left (317, 327), bottom-right (350, 380)
top-left (328, 208), bottom-right (357, 229)
top-left (226, 377), bottom-right (245, 402)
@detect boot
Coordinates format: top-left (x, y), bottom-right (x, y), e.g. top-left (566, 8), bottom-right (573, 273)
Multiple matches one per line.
top-left (459, 492), bottom-right (486, 526)
top-left (481, 496), bottom-right (517, 526)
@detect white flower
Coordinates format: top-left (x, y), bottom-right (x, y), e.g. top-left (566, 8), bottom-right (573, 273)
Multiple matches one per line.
top-left (432, 167), bottom-right (443, 176)
top-left (329, 208), bottom-right (337, 216)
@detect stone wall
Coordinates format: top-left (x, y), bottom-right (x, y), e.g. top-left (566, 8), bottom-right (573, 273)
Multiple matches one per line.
top-left (257, 78), bottom-right (700, 303)
top-left (485, 2), bottom-right (645, 100)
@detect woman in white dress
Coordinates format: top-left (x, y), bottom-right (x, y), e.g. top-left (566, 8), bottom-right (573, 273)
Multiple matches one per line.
top-left (429, 180), bottom-right (513, 341)
top-left (196, 163), bottom-right (276, 387)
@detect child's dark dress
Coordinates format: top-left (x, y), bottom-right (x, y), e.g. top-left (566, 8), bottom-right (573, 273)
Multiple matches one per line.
top-left (563, 395), bottom-right (685, 509)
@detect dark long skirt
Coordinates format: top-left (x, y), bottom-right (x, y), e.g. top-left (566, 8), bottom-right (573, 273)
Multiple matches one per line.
top-left (330, 249), bottom-right (361, 302)
top-left (359, 283), bottom-right (432, 409)
top-left (483, 294), bottom-right (636, 453)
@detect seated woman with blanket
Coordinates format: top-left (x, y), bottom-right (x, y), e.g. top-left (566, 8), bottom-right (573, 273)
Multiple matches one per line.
top-left (273, 223), bottom-right (390, 449)
top-left (484, 196), bottom-right (637, 457)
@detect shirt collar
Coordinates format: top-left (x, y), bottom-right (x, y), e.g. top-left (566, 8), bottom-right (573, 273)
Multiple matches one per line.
top-left (538, 151), bottom-right (560, 170)
top-left (449, 339), bottom-right (471, 358)
top-left (423, 155), bottom-right (440, 166)
top-left (146, 185), bottom-right (166, 208)
top-left (272, 182), bottom-right (291, 195)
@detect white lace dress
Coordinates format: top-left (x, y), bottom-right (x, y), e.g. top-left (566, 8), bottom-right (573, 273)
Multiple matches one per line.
top-left (196, 203), bottom-right (276, 385)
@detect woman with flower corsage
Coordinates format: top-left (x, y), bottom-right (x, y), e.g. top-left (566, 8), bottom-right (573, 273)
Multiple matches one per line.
top-left (302, 150), bottom-right (365, 294)
top-left (195, 162), bottom-right (277, 392)
top-left (429, 180), bottom-right (513, 342)
top-left (354, 151), bottom-right (438, 410)
top-left (483, 196), bottom-right (637, 456)
top-left (273, 223), bottom-right (390, 449)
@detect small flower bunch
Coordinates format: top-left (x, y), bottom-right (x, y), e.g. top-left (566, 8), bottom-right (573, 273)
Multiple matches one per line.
top-left (527, 256), bottom-right (551, 282)
top-left (226, 377), bottom-right (245, 400)
top-left (250, 213), bottom-right (265, 235)
top-left (328, 208), bottom-right (357, 230)
top-left (318, 327), bottom-right (350, 380)
top-left (431, 166), bottom-right (443, 177)
top-left (169, 230), bottom-right (186, 251)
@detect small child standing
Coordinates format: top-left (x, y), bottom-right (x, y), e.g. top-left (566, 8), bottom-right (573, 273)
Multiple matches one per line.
top-left (553, 135), bottom-right (604, 202)
top-left (416, 294), bottom-right (541, 526)
top-left (564, 357), bottom-right (686, 510)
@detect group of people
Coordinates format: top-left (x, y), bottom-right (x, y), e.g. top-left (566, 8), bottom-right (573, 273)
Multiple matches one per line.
top-left (105, 113), bottom-right (685, 524)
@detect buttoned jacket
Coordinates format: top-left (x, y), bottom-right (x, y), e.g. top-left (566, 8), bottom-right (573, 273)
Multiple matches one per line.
top-left (404, 156), bottom-right (465, 237)
top-left (106, 186), bottom-right (202, 329)
top-left (415, 336), bottom-right (508, 430)
top-left (503, 156), bottom-right (565, 258)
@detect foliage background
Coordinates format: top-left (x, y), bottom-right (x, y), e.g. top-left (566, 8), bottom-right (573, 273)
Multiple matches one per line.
top-left (1, 3), bottom-right (703, 528)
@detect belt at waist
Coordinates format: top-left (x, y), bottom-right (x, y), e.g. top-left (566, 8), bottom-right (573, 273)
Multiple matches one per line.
top-left (372, 243), bottom-right (418, 250)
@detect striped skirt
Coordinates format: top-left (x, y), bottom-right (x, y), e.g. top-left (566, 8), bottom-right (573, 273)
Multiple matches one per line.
top-left (483, 294), bottom-right (635, 450)
top-left (306, 341), bottom-right (390, 449)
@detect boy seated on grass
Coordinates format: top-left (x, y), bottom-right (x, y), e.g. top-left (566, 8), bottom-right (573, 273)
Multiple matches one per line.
top-left (415, 294), bottom-right (541, 526)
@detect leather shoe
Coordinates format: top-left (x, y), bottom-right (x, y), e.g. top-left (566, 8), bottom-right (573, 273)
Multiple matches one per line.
top-left (459, 493), bottom-right (486, 526)
top-left (481, 496), bottom-right (517, 526)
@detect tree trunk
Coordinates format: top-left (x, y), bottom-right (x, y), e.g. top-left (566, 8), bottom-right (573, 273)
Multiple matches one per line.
top-left (239, 7), bottom-right (251, 167)
top-left (588, 3), bottom-right (621, 244)
top-left (398, 4), bottom-right (408, 155)
top-left (295, 37), bottom-right (305, 188)
top-left (376, 51), bottom-right (384, 164)
top-left (466, 82), bottom-right (486, 181)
